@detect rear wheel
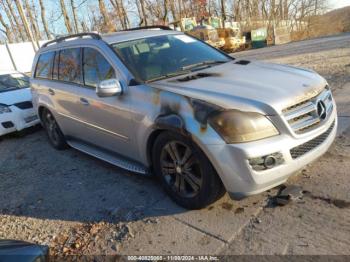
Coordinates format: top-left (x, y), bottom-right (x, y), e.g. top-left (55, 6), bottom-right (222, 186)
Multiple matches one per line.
top-left (41, 109), bottom-right (68, 150)
top-left (153, 131), bottom-right (225, 209)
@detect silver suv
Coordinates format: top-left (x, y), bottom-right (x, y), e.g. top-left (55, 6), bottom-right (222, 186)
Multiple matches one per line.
top-left (31, 28), bottom-right (337, 209)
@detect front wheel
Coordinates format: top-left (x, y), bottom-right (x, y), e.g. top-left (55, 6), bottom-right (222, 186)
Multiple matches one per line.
top-left (41, 109), bottom-right (68, 150)
top-left (152, 131), bottom-right (225, 209)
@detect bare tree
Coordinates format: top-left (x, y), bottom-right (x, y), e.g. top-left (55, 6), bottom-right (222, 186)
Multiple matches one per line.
top-left (81, 20), bottom-right (89, 32)
top-left (70, 0), bottom-right (79, 33)
top-left (120, 0), bottom-right (130, 28)
top-left (0, 12), bottom-right (14, 42)
top-left (98, 0), bottom-right (116, 32)
top-left (60, 0), bottom-right (73, 34)
top-left (139, 0), bottom-right (148, 25)
top-left (109, 0), bottom-right (126, 29)
top-left (4, 0), bottom-right (27, 41)
top-left (220, 0), bottom-right (226, 27)
top-left (38, 0), bottom-right (50, 39)
top-left (14, 0), bottom-right (38, 50)
top-left (0, 1), bottom-right (18, 42)
top-left (23, 0), bottom-right (41, 40)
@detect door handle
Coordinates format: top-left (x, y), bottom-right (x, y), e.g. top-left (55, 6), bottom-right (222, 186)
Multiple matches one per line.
top-left (80, 97), bottom-right (89, 106)
top-left (48, 88), bottom-right (55, 95)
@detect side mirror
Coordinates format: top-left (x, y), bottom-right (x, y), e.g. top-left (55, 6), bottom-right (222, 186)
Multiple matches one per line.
top-left (96, 79), bottom-right (123, 97)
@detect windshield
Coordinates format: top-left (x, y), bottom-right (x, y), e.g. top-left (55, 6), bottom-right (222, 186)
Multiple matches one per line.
top-left (112, 34), bottom-right (231, 82)
top-left (0, 73), bottom-right (29, 92)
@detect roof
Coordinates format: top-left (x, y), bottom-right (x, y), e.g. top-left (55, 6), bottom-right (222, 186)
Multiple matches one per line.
top-left (38, 28), bottom-right (183, 52)
top-left (102, 29), bottom-right (181, 44)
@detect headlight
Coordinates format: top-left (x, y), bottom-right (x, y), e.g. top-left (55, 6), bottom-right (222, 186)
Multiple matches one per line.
top-left (208, 110), bottom-right (279, 143)
top-left (0, 104), bottom-right (12, 114)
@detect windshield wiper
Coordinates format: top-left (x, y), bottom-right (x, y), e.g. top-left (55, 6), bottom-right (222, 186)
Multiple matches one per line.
top-left (181, 60), bottom-right (228, 71)
top-left (146, 69), bottom-right (191, 82)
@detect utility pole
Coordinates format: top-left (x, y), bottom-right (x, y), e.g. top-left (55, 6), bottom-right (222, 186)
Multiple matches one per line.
top-left (14, 0), bottom-right (38, 51)
top-left (0, 29), bottom-right (17, 70)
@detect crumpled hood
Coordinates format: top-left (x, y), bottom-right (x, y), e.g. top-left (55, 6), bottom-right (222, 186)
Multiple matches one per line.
top-left (151, 60), bottom-right (327, 115)
top-left (0, 88), bottom-right (32, 105)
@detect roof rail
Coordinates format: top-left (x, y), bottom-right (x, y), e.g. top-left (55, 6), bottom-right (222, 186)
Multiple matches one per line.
top-left (41, 32), bottom-right (101, 48)
top-left (122, 25), bottom-right (173, 31)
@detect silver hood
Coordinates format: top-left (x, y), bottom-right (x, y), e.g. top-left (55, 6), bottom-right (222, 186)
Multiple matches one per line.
top-left (150, 61), bottom-right (327, 115)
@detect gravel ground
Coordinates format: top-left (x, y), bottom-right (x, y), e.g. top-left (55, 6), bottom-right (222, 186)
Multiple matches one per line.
top-left (0, 33), bottom-right (350, 257)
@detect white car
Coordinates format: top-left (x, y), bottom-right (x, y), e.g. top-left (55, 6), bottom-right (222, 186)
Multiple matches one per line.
top-left (0, 70), bottom-right (40, 136)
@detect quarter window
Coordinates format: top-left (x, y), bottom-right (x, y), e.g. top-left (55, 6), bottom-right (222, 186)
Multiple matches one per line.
top-left (83, 48), bottom-right (116, 88)
top-left (35, 52), bottom-right (55, 79)
top-left (58, 48), bottom-right (81, 84)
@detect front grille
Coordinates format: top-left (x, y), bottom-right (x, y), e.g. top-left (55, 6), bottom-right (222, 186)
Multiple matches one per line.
top-left (290, 121), bottom-right (335, 159)
top-left (282, 87), bottom-right (333, 134)
top-left (14, 101), bottom-right (33, 110)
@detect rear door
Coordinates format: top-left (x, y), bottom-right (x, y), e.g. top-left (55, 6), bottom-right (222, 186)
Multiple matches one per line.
top-left (48, 47), bottom-right (87, 136)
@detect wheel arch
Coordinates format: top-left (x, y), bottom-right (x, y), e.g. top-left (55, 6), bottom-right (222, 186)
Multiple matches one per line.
top-left (38, 105), bottom-right (47, 122)
top-left (146, 114), bottom-right (192, 169)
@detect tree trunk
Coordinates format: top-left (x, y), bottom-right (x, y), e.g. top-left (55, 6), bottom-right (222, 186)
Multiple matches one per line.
top-left (70, 0), bottom-right (79, 33)
top-left (139, 0), bottom-right (148, 26)
top-left (4, 0), bottom-right (27, 41)
top-left (0, 2), bottom-right (18, 42)
top-left (135, 0), bottom-right (144, 26)
top-left (0, 12), bottom-right (14, 42)
top-left (98, 0), bottom-right (116, 32)
top-left (31, 0), bottom-right (42, 38)
top-left (60, 0), bottom-right (73, 34)
top-left (169, 0), bottom-right (177, 22)
top-left (38, 0), bottom-right (51, 39)
top-left (119, 0), bottom-right (130, 28)
top-left (110, 0), bottom-right (125, 29)
top-left (221, 0), bottom-right (226, 28)
top-left (177, 0), bottom-right (182, 20)
top-left (14, 0), bottom-right (38, 51)
top-left (163, 0), bottom-right (169, 23)
top-left (81, 21), bottom-right (89, 32)
top-left (23, 0), bottom-right (41, 41)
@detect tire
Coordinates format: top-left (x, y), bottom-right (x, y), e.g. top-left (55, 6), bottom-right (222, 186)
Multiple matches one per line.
top-left (41, 108), bottom-right (68, 150)
top-left (152, 131), bottom-right (225, 209)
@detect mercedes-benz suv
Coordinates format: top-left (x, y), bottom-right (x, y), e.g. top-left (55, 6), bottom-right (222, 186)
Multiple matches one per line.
top-left (31, 27), bottom-right (337, 209)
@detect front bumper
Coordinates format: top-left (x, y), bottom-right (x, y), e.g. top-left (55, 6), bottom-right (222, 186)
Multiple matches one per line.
top-left (0, 106), bottom-right (40, 136)
top-left (204, 113), bottom-right (337, 200)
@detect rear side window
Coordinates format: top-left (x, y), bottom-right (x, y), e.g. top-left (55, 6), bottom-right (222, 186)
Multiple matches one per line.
top-left (83, 48), bottom-right (115, 88)
top-left (35, 52), bottom-right (55, 79)
top-left (58, 48), bottom-right (81, 84)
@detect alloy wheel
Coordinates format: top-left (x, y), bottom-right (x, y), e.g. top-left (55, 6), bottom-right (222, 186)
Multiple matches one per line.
top-left (160, 141), bottom-right (203, 198)
top-left (43, 111), bottom-right (60, 145)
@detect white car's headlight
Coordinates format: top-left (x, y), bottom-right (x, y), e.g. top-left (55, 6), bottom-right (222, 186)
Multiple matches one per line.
top-left (0, 104), bottom-right (12, 114)
top-left (208, 110), bottom-right (279, 143)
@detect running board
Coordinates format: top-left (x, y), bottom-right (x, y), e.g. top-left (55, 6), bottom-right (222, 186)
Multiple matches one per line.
top-left (67, 140), bottom-right (150, 176)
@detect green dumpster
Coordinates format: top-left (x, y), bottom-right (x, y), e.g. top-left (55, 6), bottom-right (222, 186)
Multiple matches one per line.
top-left (251, 28), bottom-right (267, 49)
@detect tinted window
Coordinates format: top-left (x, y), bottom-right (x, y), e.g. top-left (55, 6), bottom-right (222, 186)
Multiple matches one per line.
top-left (35, 52), bottom-right (54, 79)
top-left (83, 48), bottom-right (116, 88)
top-left (58, 48), bottom-right (81, 84)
